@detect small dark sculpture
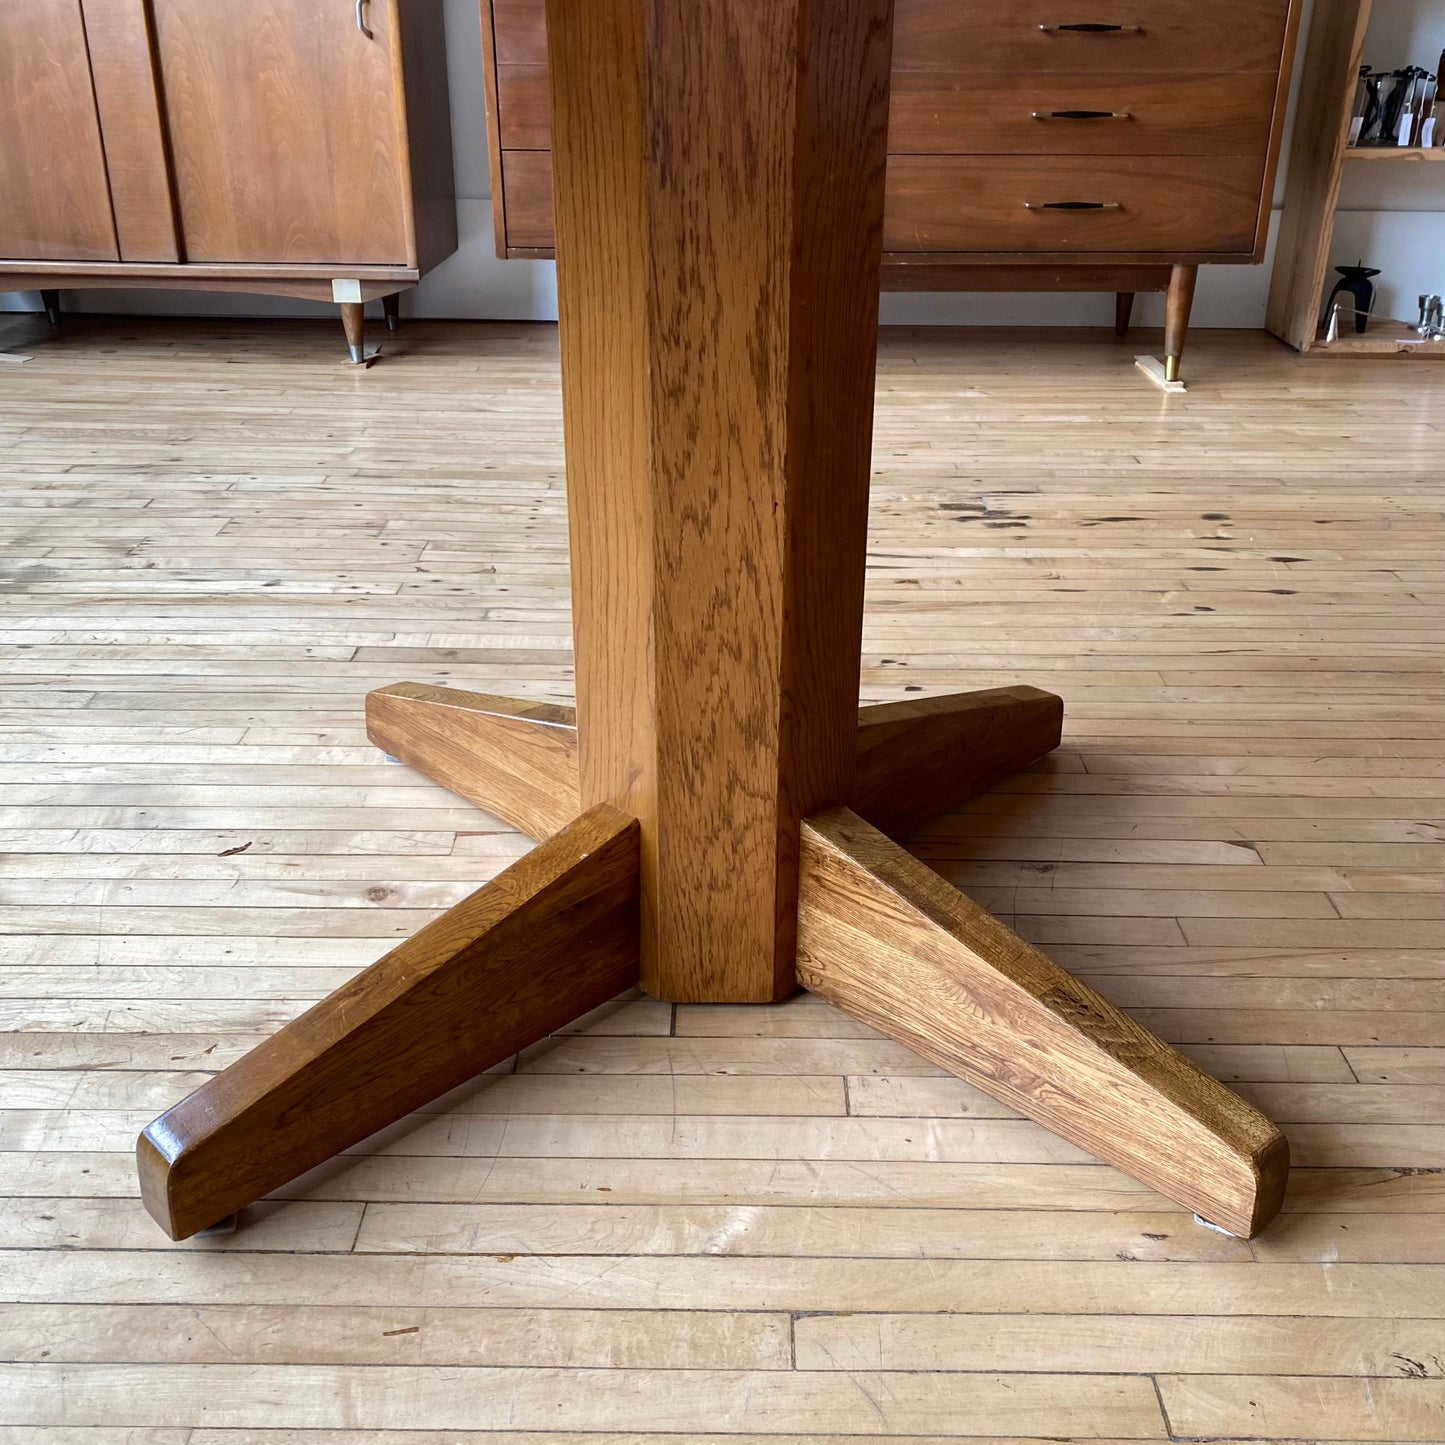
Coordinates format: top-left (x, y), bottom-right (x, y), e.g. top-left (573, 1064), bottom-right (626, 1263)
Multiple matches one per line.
top-left (1323, 263), bottom-right (1380, 335)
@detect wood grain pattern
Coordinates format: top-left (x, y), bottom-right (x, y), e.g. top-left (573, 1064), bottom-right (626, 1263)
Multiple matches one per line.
top-left (1264, 0), bottom-right (1372, 351)
top-left (884, 156), bottom-right (1264, 255)
top-left (499, 66), bottom-right (1283, 160)
top-left (851, 687), bottom-right (1064, 837)
top-left (77, 0), bottom-right (181, 263)
top-left (797, 805), bottom-right (1290, 1237)
top-left (889, 72), bottom-right (1279, 156)
top-left (548, 0), bottom-right (895, 1002)
top-left (137, 804), bottom-right (640, 1239)
top-left (891, 0), bottom-right (1291, 73)
top-left (366, 684), bottom-right (579, 840)
top-left (0, 0), bottom-right (118, 262)
top-left (151, 0), bottom-right (410, 264)
top-left (1165, 262), bottom-right (1198, 378)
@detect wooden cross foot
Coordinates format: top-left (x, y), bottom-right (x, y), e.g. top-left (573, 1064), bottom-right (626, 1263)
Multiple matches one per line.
top-left (138, 683), bottom-right (1287, 1242)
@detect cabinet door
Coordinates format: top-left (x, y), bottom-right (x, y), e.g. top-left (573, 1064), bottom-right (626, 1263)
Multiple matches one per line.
top-left (0, 0), bottom-right (119, 261)
top-left (151, 0), bottom-right (410, 265)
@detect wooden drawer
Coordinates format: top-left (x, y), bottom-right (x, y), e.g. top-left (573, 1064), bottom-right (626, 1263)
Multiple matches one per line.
top-left (889, 72), bottom-right (1278, 156)
top-left (497, 63), bottom-right (550, 150)
top-left (500, 149), bottom-right (555, 250)
top-left (490, 0), bottom-right (545, 64)
top-left (893, 0), bottom-right (1289, 74)
top-left (883, 156), bottom-right (1264, 254)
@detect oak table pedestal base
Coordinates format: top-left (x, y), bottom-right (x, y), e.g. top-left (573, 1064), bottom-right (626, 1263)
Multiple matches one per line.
top-left (137, 0), bottom-right (1287, 1247)
top-left (140, 680), bottom-right (1287, 1244)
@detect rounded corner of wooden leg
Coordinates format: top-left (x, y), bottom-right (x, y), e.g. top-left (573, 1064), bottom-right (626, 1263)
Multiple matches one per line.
top-left (136, 1119), bottom-right (185, 1242)
top-left (1243, 1126), bottom-right (1291, 1239)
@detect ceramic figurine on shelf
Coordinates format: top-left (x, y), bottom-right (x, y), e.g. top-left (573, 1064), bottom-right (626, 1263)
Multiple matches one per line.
top-left (1323, 263), bottom-right (1380, 334)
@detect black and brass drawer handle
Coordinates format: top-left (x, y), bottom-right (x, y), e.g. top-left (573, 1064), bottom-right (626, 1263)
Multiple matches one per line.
top-left (1023, 200), bottom-right (1123, 210)
top-left (1038, 22), bottom-right (1142, 32)
top-left (1031, 110), bottom-right (1132, 120)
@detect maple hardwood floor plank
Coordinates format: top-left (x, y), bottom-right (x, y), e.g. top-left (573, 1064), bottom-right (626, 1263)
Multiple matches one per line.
top-left (0, 1364), bottom-right (1168, 1435)
top-left (4, 320), bottom-right (1443, 1438)
top-left (1156, 1374), bottom-right (1445, 1441)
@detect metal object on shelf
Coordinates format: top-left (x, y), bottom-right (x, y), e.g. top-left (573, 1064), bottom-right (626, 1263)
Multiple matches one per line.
top-left (1417, 294), bottom-right (1444, 340)
top-left (1322, 263), bottom-right (1380, 335)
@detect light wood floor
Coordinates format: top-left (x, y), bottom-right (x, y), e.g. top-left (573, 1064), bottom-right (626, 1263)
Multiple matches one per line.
top-left (1, 315), bottom-right (1443, 1443)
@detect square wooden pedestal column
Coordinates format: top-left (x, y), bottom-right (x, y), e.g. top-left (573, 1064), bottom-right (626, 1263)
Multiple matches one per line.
top-left (137, 0), bottom-right (1289, 1244)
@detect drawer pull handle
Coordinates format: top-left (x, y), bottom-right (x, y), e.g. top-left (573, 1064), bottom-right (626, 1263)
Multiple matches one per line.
top-left (355, 0), bottom-right (374, 38)
top-left (1031, 110), bottom-right (1132, 120)
top-left (1024, 201), bottom-right (1123, 210)
top-left (1039, 23), bottom-right (1142, 33)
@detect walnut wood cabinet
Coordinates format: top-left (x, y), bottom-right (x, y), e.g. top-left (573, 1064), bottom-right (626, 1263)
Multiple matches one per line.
top-left (481, 0), bottom-right (1301, 381)
top-left (0, 0), bottom-right (456, 361)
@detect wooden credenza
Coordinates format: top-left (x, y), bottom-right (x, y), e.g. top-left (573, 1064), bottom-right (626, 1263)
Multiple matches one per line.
top-left (481, 0), bottom-right (1300, 380)
top-left (0, 0), bottom-right (456, 362)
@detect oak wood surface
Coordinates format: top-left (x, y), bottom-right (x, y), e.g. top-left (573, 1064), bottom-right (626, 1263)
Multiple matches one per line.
top-left (366, 683), bottom-right (579, 840)
top-left (138, 804), bottom-right (641, 1239)
top-left (77, 0), bottom-right (182, 264)
top-left (547, 0), bottom-right (894, 1002)
top-left (0, 0), bottom-right (119, 263)
top-left (797, 805), bottom-right (1290, 1236)
top-left (851, 687), bottom-right (1064, 837)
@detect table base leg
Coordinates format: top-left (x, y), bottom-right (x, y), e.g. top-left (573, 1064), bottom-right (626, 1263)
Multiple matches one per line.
top-left (138, 805), bottom-right (640, 1240)
top-left (138, 683), bottom-right (1289, 1241)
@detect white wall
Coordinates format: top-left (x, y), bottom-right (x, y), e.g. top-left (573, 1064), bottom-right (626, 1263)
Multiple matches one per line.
top-left (5, 0), bottom-right (1443, 329)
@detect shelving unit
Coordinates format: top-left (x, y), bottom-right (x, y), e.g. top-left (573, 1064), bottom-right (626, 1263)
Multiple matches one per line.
top-left (1266, 0), bottom-right (1445, 353)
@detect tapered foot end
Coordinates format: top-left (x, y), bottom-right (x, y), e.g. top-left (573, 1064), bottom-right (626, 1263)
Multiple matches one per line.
top-left (851, 685), bottom-right (1065, 836)
top-left (137, 1125), bottom-right (187, 1241)
top-left (798, 805), bottom-right (1291, 1240)
top-left (366, 682), bottom-right (581, 840)
top-left (384, 314), bottom-right (399, 333)
top-left (45, 306), bottom-right (61, 327)
top-left (1135, 355), bottom-right (1186, 394)
top-left (1164, 354), bottom-right (1181, 383)
top-left (348, 344), bottom-right (367, 366)
top-left (136, 804), bottom-right (641, 1240)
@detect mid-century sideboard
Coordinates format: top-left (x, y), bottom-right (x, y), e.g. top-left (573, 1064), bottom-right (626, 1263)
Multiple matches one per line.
top-left (481, 0), bottom-right (1302, 381)
top-left (0, 0), bottom-right (456, 362)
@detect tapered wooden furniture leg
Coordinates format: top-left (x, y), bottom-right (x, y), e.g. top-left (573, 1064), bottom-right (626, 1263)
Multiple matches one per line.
top-left (1164, 264), bottom-right (1198, 383)
top-left (382, 292), bottom-right (401, 332)
top-left (366, 683), bottom-right (580, 840)
top-left (40, 289), bottom-right (61, 326)
top-left (797, 805), bottom-right (1289, 1237)
top-left (138, 804), bottom-right (640, 1240)
top-left (1114, 291), bottom-right (1134, 337)
top-left (850, 686), bottom-right (1064, 836)
top-left (340, 301), bottom-right (367, 364)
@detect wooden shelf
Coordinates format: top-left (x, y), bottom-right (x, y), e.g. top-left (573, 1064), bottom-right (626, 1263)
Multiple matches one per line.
top-left (1312, 318), bottom-right (1445, 354)
top-left (1343, 146), bottom-right (1445, 161)
top-left (1265, 0), bottom-right (1445, 355)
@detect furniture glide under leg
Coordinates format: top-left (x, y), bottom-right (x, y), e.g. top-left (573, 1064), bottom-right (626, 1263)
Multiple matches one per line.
top-left (138, 0), bottom-right (1289, 1244)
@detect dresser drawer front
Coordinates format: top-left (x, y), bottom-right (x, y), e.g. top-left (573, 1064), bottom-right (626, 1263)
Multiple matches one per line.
top-left (884, 156), bottom-right (1264, 253)
top-left (889, 73), bottom-right (1278, 156)
top-left (893, 0), bottom-right (1289, 73)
